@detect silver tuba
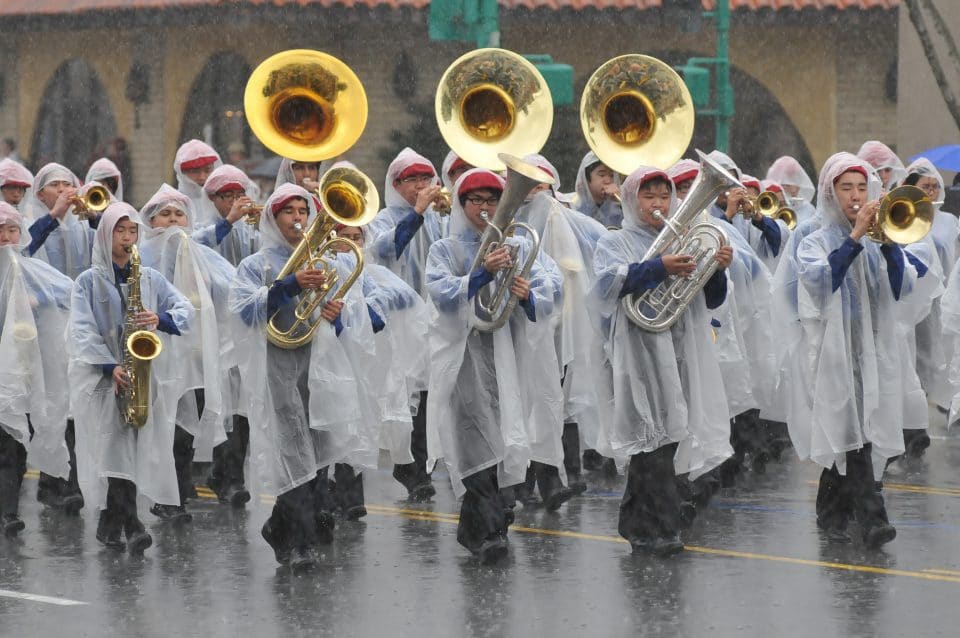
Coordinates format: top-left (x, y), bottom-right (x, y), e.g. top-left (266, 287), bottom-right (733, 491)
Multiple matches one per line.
top-left (468, 153), bottom-right (555, 332)
top-left (622, 150), bottom-right (741, 332)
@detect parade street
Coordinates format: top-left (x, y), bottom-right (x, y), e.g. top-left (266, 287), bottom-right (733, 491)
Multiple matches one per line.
top-left (1, 406), bottom-right (957, 638)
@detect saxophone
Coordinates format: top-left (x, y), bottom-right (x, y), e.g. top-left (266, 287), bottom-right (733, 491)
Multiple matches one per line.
top-left (117, 245), bottom-right (163, 428)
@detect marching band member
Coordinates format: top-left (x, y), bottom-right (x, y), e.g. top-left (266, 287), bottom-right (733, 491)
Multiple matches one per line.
top-left (573, 151), bottom-right (622, 229)
top-left (68, 203), bottom-right (194, 555)
top-left (441, 151), bottom-right (473, 192)
top-left (0, 203), bottom-right (72, 537)
top-left (274, 158), bottom-right (325, 191)
top-left (765, 156), bottom-right (818, 225)
top-left (592, 166), bottom-right (732, 555)
top-left (794, 152), bottom-right (915, 548)
top-left (0, 159), bottom-right (33, 211)
top-left (229, 183), bottom-right (360, 570)
top-left (24, 163), bottom-right (95, 279)
top-left (193, 164), bottom-right (261, 265)
top-left (139, 185), bottom-right (239, 520)
top-left (174, 139), bottom-right (222, 226)
top-left (85, 158), bottom-right (125, 202)
top-left (425, 168), bottom-right (564, 562)
top-left (857, 140), bottom-right (906, 191)
top-left (367, 148), bottom-right (445, 501)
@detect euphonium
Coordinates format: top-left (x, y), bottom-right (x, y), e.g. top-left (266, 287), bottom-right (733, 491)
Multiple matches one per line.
top-left (622, 150), bottom-right (740, 332)
top-left (468, 153), bottom-right (555, 332)
top-left (865, 185), bottom-right (934, 244)
top-left (580, 55), bottom-right (695, 173)
top-left (265, 165), bottom-right (379, 349)
top-left (117, 245), bottom-right (162, 429)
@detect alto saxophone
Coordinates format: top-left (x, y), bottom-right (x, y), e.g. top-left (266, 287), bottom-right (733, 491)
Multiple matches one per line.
top-left (117, 245), bottom-right (163, 428)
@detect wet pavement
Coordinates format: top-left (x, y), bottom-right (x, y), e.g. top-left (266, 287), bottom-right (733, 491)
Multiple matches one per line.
top-left (2, 408), bottom-right (959, 637)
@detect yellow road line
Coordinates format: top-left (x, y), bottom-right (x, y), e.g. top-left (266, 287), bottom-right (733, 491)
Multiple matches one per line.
top-left (923, 568), bottom-right (960, 576)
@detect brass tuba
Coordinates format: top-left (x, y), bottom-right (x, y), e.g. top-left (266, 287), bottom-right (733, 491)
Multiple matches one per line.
top-left (579, 55), bottom-right (696, 174)
top-left (435, 48), bottom-right (554, 171)
top-left (865, 185), bottom-right (934, 245)
top-left (264, 165), bottom-right (379, 349)
top-left (117, 245), bottom-right (163, 428)
top-left (244, 50), bottom-right (377, 348)
top-left (621, 151), bottom-right (740, 332)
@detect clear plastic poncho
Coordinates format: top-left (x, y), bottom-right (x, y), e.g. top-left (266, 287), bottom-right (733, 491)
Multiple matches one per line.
top-left (857, 140), bottom-right (906, 190)
top-left (192, 164), bottom-right (260, 265)
top-left (514, 183), bottom-right (612, 453)
top-left (425, 168), bottom-right (565, 496)
top-left (68, 204), bottom-right (195, 508)
top-left (228, 183), bottom-right (367, 496)
top-left (367, 148), bottom-right (444, 297)
top-left (0, 204), bottom-right (73, 479)
top-left (590, 166), bottom-right (731, 477)
top-left (139, 184), bottom-right (237, 460)
top-left (85, 157), bottom-right (124, 202)
top-left (766, 155), bottom-right (818, 224)
top-left (573, 151), bottom-right (622, 229)
top-left (795, 152), bottom-right (919, 478)
top-left (25, 164), bottom-right (93, 279)
top-left (0, 159), bottom-right (33, 213)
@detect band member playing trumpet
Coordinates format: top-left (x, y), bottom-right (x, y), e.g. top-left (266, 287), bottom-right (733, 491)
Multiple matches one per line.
top-left (592, 167), bottom-right (732, 556)
top-left (229, 184), bottom-right (356, 570)
top-left (85, 158), bottom-right (125, 202)
top-left (275, 158), bottom-right (324, 191)
top-left (573, 151), bottom-right (622, 229)
top-left (765, 156), bottom-right (818, 225)
top-left (24, 164), bottom-right (97, 279)
top-left (193, 164), bottom-right (261, 266)
top-left (795, 153), bottom-right (918, 549)
top-left (69, 203), bottom-right (194, 555)
top-left (0, 203), bottom-right (73, 538)
top-left (368, 148), bottom-right (446, 502)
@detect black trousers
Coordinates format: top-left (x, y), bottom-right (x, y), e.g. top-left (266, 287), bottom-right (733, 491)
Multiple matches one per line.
top-left (393, 390), bottom-right (430, 490)
top-left (458, 466), bottom-right (508, 553)
top-left (211, 415), bottom-right (249, 491)
top-left (173, 426), bottom-right (195, 504)
top-left (562, 422), bottom-right (582, 479)
top-left (268, 478), bottom-right (320, 552)
top-left (103, 477), bottom-right (143, 538)
top-left (0, 427), bottom-right (27, 518)
top-left (517, 461), bottom-right (563, 501)
top-left (38, 419), bottom-right (81, 498)
top-left (816, 444), bottom-right (890, 534)
top-left (331, 463), bottom-right (364, 512)
top-left (618, 443), bottom-right (681, 543)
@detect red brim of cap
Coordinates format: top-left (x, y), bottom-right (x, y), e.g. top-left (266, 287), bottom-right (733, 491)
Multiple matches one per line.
top-left (639, 170), bottom-right (670, 186)
top-left (214, 182), bottom-right (244, 194)
top-left (180, 156), bottom-right (218, 171)
top-left (396, 163), bottom-right (435, 181)
top-left (271, 194), bottom-right (299, 215)
top-left (458, 171), bottom-right (504, 196)
top-left (834, 166), bottom-right (868, 183)
top-left (671, 169), bottom-right (698, 185)
top-left (1, 181), bottom-right (30, 188)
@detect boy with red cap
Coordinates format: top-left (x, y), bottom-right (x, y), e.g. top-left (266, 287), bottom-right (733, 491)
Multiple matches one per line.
top-left (0, 159), bottom-right (33, 210)
top-left (193, 164), bottom-right (260, 266)
top-left (174, 139), bottom-right (222, 221)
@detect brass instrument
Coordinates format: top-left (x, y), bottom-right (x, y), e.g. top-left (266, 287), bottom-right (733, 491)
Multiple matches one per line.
top-left (468, 153), bottom-right (554, 332)
top-left (242, 203), bottom-right (264, 227)
top-left (731, 189), bottom-right (797, 229)
top-left (622, 150), bottom-right (739, 332)
top-left (865, 185), bottom-right (934, 245)
top-left (771, 206), bottom-right (797, 230)
top-left (117, 245), bottom-right (163, 428)
top-left (264, 164), bottom-right (379, 349)
top-left (433, 188), bottom-right (453, 217)
top-left (580, 55), bottom-right (695, 173)
top-left (71, 184), bottom-right (111, 220)
top-left (243, 49), bottom-right (367, 162)
top-left (435, 49), bottom-right (554, 172)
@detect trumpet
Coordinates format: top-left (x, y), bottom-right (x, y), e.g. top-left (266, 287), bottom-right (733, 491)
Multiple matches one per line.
top-left (241, 203), bottom-right (264, 226)
top-left (861, 185), bottom-right (934, 245)
top-left (70, 184), bottom-right (111, 219)
top-left (433, 188), bottom-right (453, 217)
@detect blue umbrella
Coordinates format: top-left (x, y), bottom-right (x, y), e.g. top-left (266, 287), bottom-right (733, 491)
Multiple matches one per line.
top-left (909, 144), bottom-right (960, 172)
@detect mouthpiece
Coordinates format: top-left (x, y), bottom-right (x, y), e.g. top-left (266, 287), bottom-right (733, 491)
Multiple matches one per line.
top-left (293, 222), bottom-right (303, 232)
top-left (652, 209), bottom-right (665, 221)
top-left (852, 205), bottom-right (860, 212)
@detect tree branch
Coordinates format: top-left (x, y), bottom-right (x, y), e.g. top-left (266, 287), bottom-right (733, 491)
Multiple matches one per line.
top-left (904, 0), bottom-right (960, 132)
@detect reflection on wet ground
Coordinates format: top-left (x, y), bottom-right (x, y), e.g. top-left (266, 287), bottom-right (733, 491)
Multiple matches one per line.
top-left (1, 409), bottom-right (958, 637)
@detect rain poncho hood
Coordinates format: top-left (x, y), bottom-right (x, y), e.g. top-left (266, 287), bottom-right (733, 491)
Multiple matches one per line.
top-left (857, 140), bottom-right (906, 189)
top-left (175, 139), bottom-right (222, 219)
top-left (85, 157), bottom-right (124, 202)
top-left (191, 164), bottom-right (260, 265)
top-left (25, 163), bottom-right (92, 278)
top-left (573, 151), bottom-right (622, 228)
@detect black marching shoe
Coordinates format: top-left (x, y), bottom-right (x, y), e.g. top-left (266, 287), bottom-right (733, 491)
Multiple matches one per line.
top-left (344, 505), bottom-right (367, 521)
top-left (96, 513), bottom-right (125, 550)
top-left (568, 477), bottom-right (589, 496)
top-left (628, 537), bottom-right (654, 554)
top-left (37, 487), bottom-right (66, 510)
top-left (219, 484), bottom-right (251, 508)
top-left (477, 534), bottom-right (509, 565)
top-left (2, 514), bottom-right (25, 538)
top-left (410, 481), bottom-right (436, 502)
top-left (651, 535), bottom-right (685, 557)
top-left (542, 486), bottom-right (577, 512)
top-left (864, 524), bottom-right (897, 550)
top-left (127, 531), bottom-right (153, 556)
top-left (261, 520), bottom-right (290, 565)
top-left (289, 546), bottom-right (317, 572)
top-left (150, 503), bottom-right (192, 524)
top-left (816, 518), bottom-right (852, 543)
top-left (62, 492), bottom-right (84, 516)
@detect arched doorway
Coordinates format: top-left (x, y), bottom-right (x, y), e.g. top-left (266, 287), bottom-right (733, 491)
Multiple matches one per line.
top-left (178, 52), bottom-right (253, 165)
top-left (30, 59), bottom-right (117, 177)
